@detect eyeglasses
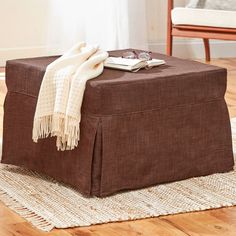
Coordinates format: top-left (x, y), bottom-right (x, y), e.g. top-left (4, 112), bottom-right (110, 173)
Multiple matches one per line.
top-left (122, 51), bottom-right (152, 61)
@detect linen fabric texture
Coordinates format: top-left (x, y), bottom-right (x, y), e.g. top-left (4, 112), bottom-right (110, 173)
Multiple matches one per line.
top-left (1, 50), bottom-right (234, 197)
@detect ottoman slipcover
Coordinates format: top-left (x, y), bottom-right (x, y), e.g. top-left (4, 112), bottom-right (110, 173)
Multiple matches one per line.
top-left (1, 50), bottom-right (234, 197)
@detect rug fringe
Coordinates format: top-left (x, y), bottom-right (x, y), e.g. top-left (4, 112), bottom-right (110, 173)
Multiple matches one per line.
top-left (0, 189), bottom-right (54, 232)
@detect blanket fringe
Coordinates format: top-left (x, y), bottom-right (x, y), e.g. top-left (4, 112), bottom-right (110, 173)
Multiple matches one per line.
top-left (33, 114), bottom-right (80, 151)
top-left (64, 116), bottom-right (80, 149)
top-left (32, 115), bottom-right (53, 142)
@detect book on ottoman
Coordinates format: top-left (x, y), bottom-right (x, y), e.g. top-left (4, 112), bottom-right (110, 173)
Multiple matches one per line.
top-left (104, 56), bottom-right (165, 71)
top-left (1, 50), bottom-right (234, 197)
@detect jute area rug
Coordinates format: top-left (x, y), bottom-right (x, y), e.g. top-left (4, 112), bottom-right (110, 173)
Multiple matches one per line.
top-left (0, 120), bottom-right (236, 232)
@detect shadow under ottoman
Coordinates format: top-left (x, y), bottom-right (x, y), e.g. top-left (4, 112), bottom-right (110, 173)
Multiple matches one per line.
top-left (1, 50), bottom-right (234, 197)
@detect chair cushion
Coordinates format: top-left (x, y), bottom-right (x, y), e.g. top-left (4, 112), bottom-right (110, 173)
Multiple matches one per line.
top-left (172, 7), bottom-right (236, 28)
top-left (187, 0), bottom-right (236, 11)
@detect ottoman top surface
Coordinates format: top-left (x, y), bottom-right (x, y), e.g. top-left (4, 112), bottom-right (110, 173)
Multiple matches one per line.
top-left (6, 49), bottom-right (226, 115)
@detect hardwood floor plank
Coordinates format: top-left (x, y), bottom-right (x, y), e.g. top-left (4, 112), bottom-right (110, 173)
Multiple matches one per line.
top-left (67, 219), bottom-right (188, 236)
top-left (0, 80), bottom-right (7, 135)
top-left (0, 201), bottom-right (26, 225)
top-left (162, 210), bottom-right (236, 236)
top-left (1, 222), bottom-right (48, 236)
top-left (208, 208), bottom-right (236, 226)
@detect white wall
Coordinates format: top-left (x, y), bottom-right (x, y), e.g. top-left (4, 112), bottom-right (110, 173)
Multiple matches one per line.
top-left (147, 0), bottom-right (186, 43)
top-left (0, 0), bottom-right (236, 66)
top-left (0, 0), bottom-right (52, 66)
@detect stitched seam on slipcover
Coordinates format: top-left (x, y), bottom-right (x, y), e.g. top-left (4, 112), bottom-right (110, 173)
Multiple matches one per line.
top-left (7, 68), bottom-right (226, 98)
top-left (99, 118), bottom-right (105, 197)
top-left (91, 69), bottom-right (226, 117)
top-left (90, 119), bottom-right (103, 196)
top-left (7, 90), bottom-right (38, 98)
top-left (7, 91), bottom-right (225, 118)
top-left (82, 97), bottom-right (224, 117)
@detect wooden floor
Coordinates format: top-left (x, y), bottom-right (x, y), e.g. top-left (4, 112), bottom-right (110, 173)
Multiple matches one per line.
top-left (0, 67), bottom-right (6, 136)
top-left (0, 59), bottom-right (236, 236)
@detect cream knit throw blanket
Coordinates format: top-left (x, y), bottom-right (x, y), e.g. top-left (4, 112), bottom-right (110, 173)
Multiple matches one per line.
top-left (32, 42), bottom-right (108, 151)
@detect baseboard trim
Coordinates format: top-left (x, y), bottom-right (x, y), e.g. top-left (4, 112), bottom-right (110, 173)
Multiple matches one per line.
top-left (149, 39), bottom-right (236, 59)
top-left (1, 40), bottom-right (236, 66)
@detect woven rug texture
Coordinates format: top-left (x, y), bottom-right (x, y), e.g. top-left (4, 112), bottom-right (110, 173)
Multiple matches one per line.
top-left (0, 119), bottom-right (235, 231)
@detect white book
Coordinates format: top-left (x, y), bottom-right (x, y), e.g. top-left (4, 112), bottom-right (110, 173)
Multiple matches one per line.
top-left (104, 57), bottom-right (165, 72)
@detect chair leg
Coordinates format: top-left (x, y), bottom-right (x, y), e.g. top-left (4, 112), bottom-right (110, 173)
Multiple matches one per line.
top-left (203, 38), bottom-right (210, 61)
top-left (167, 33), bottom-right (173, 56)
top-left (167, 0), bottom-right (173, 56)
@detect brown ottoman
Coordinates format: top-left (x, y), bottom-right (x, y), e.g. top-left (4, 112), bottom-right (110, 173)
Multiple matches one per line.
top-left (1, 50), bottom-right (234, 197)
